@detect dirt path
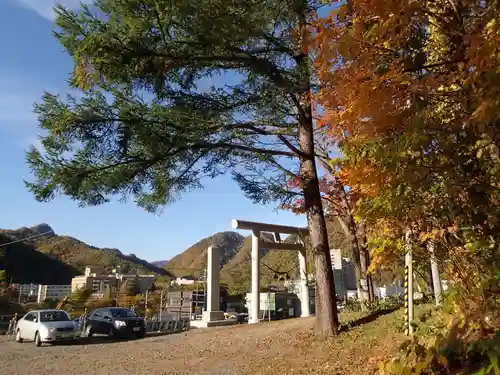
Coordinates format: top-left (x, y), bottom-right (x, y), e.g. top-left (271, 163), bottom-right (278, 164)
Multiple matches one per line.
top-left (0, 309), bottom-right (411, 375)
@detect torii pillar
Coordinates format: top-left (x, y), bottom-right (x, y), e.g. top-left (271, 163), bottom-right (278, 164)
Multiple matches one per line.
top-left (202, 246), bottom-right (225, 322)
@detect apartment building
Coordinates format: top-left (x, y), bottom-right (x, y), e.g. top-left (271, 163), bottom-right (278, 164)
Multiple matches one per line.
top-left (36, 284), bottom-right (72, 303)
top-left (11, 283), bottom-right (71, 303)
top-left (71, 266), bottom-right (156, 296)
top-left (12, 283), bottom-right (39, 298)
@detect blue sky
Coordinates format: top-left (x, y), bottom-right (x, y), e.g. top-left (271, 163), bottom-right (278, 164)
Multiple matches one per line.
top-left (0, 0), bottom-right (308, 262)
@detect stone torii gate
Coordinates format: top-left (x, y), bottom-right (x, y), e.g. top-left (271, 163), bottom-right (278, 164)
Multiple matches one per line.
top-left (231, 219), bottom-right (311, 324)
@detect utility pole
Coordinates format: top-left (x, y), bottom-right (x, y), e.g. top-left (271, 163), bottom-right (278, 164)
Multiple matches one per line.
top-left (159, 290), bottom-right (164, 321)
top-left (203, 267), bottom-right (207, 312)
top-left (428, 241), bottom-right (443, 306)
top-left (404, 229), bottom-right (414, 336)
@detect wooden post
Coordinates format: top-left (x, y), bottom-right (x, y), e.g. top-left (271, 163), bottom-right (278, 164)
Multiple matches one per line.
top-left (159, 290), bottom-right (163, 321)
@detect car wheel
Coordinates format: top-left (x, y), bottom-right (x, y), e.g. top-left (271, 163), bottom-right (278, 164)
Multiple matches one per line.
top-left (34, 332), bottom-right (42, 347)
top-left (85, 326), bottom-right (93, 338)
top-left (108, 327), bottom-right (117, 339)
top-left (15, 329), bottom-right (23, 343)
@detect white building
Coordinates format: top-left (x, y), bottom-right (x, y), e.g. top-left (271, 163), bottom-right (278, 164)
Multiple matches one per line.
top-left (330, 249), bottom-right (358, 301)
top-left (171, 276), bottom-right (198, 286)
top-left (12, 284), bottom-right (39, 299)
top-left (37, 284), bottom-right (72, 303)
top-left (375, 283), bottom-right (404, 299)
top-left (71, 266), bottom-right (156, 296)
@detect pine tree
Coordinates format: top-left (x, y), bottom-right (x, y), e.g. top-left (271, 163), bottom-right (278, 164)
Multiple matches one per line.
top-left (25, 0), bottom-right (339, 334)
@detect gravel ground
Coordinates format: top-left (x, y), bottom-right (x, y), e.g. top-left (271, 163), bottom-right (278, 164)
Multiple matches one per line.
top-left (0, 318), bottom-right (318, 375)
top-left (0, 311), bottom-right (410, 375)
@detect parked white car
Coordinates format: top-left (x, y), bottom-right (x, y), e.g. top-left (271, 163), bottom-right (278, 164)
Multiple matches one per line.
top-left (15, 309), bottom-right (80, 347)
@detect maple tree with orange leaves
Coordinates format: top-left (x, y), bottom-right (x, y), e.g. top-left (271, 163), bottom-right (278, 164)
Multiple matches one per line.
top-left (315, 0), bottom-right (500, 316)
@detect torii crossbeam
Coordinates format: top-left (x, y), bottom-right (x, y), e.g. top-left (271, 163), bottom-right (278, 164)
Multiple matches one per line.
top-left (231, 219), bottom-right (311, 324)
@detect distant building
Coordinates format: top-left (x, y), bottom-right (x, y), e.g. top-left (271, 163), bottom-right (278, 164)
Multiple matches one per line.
top-left (11, 283), bottom-right (39, 299)
top-left (12, 283), bottom-right (71, 303)
top-left (71, 266), bottom-right (156, 296)
top-left (330, 249), bottom-right (357, 301)
top-left (12, 284), bottom-right (38, 296)
top-left (37, 284), bottom-right (72, 303)
top-left (171, 276), bottom-right (198, 286)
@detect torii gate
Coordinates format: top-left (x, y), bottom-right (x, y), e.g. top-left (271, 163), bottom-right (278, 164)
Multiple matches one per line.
top-left (231, 219), bottom-right (311, 324)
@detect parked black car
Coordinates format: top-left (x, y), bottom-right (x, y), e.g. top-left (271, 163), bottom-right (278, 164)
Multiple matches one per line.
top-left (85, 307), bottom-right (146, 339)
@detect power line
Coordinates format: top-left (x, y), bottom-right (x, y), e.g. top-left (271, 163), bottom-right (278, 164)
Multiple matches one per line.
top-left (0, 230), bottom-right (54, 248)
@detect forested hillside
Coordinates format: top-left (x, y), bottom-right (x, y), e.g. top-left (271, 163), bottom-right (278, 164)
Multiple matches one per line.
top-left (0, 224), bottom-right (172, 278)
top-left (163, 231), bottom-right (245, 277)
top-left (0, 233), bottom-right (78, 284)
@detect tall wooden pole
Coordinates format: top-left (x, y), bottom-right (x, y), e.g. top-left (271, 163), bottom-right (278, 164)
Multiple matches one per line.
top-left (428, 241), bottom-right (443, 306)
top-left (404, 230), bottom-right (414, 336)
top-left (159, 290), bottom-right (163, 321)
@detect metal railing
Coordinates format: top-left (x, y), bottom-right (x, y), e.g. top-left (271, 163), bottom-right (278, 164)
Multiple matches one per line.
top-left (0, 315), bottom-right (14, 335)
top-left (144, 318), bottom-right (190, 333)
top-left (2, 317), bottom-right (190, 342)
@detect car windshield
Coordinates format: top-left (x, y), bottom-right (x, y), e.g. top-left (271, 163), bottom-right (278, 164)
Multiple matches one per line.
top-left (40, 311), bottom-right (70, 322)
top-left (109, 308), bottom-right (138, 318)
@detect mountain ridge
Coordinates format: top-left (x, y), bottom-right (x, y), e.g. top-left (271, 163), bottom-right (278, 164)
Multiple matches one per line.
top-left (163, 231), bottom-right (245, 277)
top-left (0, 224), bottom-right (173, 278)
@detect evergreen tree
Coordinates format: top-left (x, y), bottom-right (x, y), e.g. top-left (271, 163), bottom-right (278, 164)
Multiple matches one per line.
top-left (26, 0), bottom-right (338, 334)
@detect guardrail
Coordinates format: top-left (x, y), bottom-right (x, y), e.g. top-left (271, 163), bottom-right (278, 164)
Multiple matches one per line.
top-left (0, 315), bottom-right (14, 335)
top-left (2, 317), bottom-right (190, 341)
top-left (145, 318), bottom-right (190, 333)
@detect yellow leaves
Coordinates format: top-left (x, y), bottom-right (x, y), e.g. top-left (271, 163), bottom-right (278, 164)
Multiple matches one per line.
top-left (73, 61), bottom-right (93, 91)
top-left (367, 223), bottom-right (404, 272)
top-left (485, 18), bottom-right (497, 36)
top-left (418, 228), bottom-right (447, 243)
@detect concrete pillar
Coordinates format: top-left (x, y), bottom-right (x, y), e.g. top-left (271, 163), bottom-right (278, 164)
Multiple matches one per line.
top-left (202, 246), bottom-right (225, 322)
top-left (298, 249), bottom-right (311, 317)
top-left (428, 241), bottom-right (443, 306)
top-left (206, 246), bottom-right (220, 311)
top-left (250, 230), bottom-right (260, 324)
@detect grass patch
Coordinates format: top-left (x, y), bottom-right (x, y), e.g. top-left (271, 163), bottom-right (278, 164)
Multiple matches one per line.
top-left (239, 305), bottom-right (434, 375)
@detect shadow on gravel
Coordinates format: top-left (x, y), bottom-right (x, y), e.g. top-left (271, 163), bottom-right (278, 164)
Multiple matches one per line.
top-left (338, 307), bottom-right (401, 333)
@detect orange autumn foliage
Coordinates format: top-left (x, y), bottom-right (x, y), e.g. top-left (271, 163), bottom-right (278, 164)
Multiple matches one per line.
top-left (313, 1), bottom-right (500, 298)
top-left (314, 0), bottom-right (500, 224)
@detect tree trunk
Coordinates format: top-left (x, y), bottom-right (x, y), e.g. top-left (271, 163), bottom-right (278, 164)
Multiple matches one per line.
top-left (358, 223), bottom-right (374, 304)
top-left (297, 93), bottom-right (339, 334)
top-left (335, 214), bottom-right (367, 305)
top-left (299, 136), bottom-right (340, 335)
top-left (295, 0), bottom-right (339, 335)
